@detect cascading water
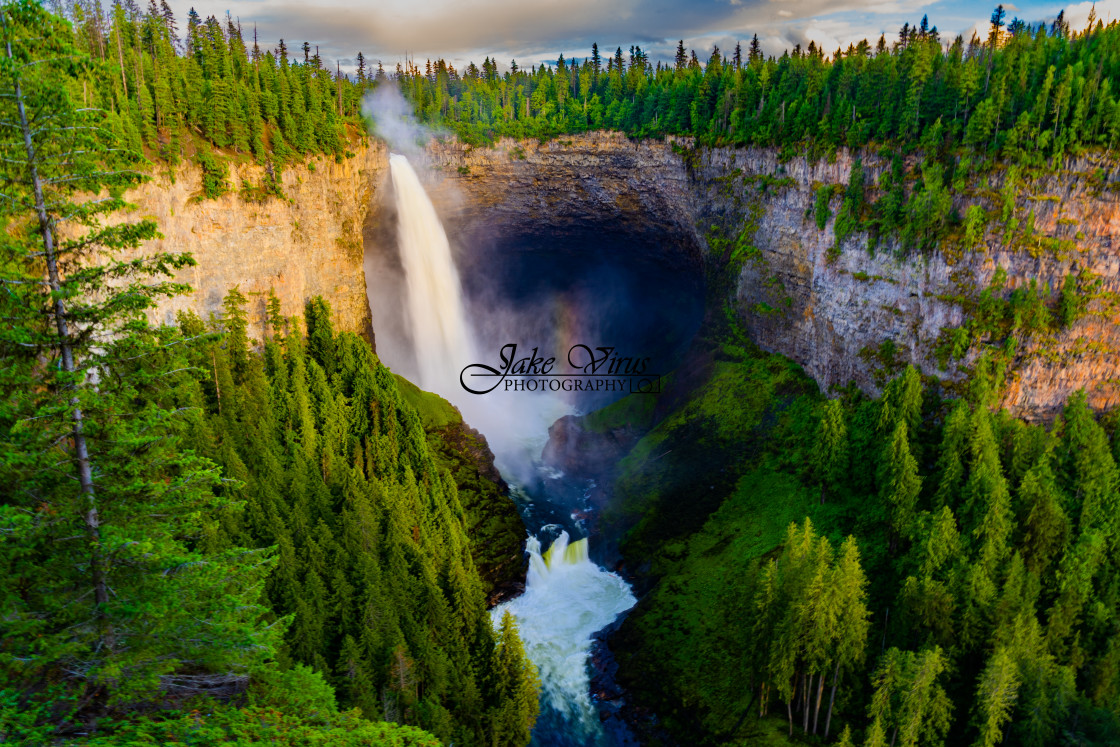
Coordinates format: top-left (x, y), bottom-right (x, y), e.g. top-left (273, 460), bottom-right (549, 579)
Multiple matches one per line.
top-left (381, 154), bottom-right (638, 745)
top-left (384, 154), bottom-right (566, 477)
top-left (388, 153), bottom-right (476, 400)
top-left (493, 532), bottom-right (636, 745)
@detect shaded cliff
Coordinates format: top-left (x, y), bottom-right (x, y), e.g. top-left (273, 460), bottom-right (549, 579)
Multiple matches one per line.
top-left (424, 132), bottom-right (1120, 419)
top-left (120, 138), bottom-right (388, 341)
top-left (423, 133), bottom-right (701, 275)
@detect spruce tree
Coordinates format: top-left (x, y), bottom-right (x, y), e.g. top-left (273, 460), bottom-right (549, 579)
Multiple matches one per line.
top-left (0, 1), bottom-right (274, 729)
top-left (878, 422), bottom-right (922, 552)
top-left (813, 398), bottom-right (849, 503)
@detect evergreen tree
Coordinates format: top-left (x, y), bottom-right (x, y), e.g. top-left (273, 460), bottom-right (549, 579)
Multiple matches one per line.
top-left (813, 398), bottom-right (849, 502)
top-left (0, 2), bottom-right (276, 732)
top-left (878, 422), bottom-right (921, 552)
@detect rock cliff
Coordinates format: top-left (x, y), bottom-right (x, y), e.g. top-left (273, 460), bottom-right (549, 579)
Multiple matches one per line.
top-left (425, 132), bottom-right (1120, 420)
top-left (123, 130), bottom-right (1120, 419)
top-left (120, 137), bottom-right (387, 341)
top-left (694, 147), bottom-right (1120, 420)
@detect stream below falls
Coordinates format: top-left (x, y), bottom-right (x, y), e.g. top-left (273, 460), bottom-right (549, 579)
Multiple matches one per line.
top-left (494, 467), bottom-right (638, 746)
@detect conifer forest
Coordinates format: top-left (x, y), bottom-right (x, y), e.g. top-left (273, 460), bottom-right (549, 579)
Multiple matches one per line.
top-left (2, 0), bottom-right (1120, 744)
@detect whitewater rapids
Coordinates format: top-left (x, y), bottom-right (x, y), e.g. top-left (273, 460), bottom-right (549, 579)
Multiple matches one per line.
top-left (492, 531), bottom-right (636, 742)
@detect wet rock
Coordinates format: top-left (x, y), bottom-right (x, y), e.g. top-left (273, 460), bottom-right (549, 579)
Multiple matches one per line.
top-left (541, 415), bottom-right (641, 476)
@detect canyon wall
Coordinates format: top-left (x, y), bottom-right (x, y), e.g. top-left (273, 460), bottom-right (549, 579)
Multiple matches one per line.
top-left (427, 132), bottom-right (1120, 420)
top-left (695, 147), bottom-right (1120, 419)
top-left (121, 138), bottom-right (387, 341)
top-left (123, 130), bottom-right (1120, 419)
top-left (422, 133), bottom-right (698, 272)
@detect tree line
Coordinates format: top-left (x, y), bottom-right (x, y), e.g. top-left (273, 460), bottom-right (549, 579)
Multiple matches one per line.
top-left (402, 6), bottom-right (1120, 167)
top-left (50, 0), bottom-right (383, 166)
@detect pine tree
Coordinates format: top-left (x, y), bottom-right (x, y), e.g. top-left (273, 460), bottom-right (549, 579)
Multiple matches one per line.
top-left (813, 398), bottom-right (849, 502)
top-left (488, 611), bottom-right (540, 747)
top-left (973, 646), bottom-right (1020, 747)
top-left (0, 1), bottom-right (275, 726)
top-left (879, 422), bottom-right (922, 552)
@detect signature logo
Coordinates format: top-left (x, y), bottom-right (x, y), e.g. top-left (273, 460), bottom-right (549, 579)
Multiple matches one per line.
top-left (460, 343), bottom-right (661, 395)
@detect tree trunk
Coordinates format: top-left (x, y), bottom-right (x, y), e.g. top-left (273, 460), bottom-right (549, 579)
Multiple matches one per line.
top-left (787, 698), bottom-right (793, 738)
top-left (115, 21), bottom-right (128, 102)
top-left (5, 16), bottom-right (111, 639)
top-left (812, 671), bottom-right (825, 734)
top-left (824, 659), bottom-right (840, 739)
top-left (802, 672), bottom-right (810, 734)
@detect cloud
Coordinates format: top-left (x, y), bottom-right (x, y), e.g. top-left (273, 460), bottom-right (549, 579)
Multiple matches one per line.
top-left (171, 0), bottom-right (1095, 75)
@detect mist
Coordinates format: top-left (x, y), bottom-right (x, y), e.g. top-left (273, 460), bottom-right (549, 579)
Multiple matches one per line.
top-left (362, 85), bottom-right (574, 485)
top-left (362, 84), bottom-right (439, 157)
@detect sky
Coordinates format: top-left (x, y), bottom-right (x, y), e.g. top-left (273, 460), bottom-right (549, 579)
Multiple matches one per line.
top-left (174, 0), bottom-right (1119, 75)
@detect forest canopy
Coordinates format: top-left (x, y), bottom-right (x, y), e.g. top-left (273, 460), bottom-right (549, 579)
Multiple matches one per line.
top-left (401, 6), bottom-right (1120, 166)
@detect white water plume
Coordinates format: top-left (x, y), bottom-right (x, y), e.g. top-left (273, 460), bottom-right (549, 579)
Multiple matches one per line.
top-left (372, 150), bottom-right (570, 481)
top-left (363, 84), bottom-right (439, 156)
top-left (388, 153), bottom-right (476, 400)
top-left (493, 532), bottom-right (637, 740)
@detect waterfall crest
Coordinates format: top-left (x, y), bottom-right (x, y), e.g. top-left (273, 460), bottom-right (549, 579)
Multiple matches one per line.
top-left (388, 153), bottom-right (475, 399)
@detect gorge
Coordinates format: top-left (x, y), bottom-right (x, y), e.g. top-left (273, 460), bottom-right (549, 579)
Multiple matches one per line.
top-left (127, 131), bottom-right (1120, 424)
top-left (109, 129), bottom-right (1120, 743)
top-left (11, 7), bottom-right (1120, 744)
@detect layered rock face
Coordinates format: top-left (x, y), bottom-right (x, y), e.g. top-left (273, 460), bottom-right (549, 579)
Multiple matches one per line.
top-left (691, 148), bottom-right (1120, 419)
top-left (428, 133), bottom-right (1120, 420)
top-left (120, 138), bottom-right (387, 341)
top-left (422, 133), bottom-right (702, 274)
top-left (125, 130), bottom-right (1120, 419)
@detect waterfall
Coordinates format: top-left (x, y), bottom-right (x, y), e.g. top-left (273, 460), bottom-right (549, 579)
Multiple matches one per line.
top-left (388, 153), bottom-right (475, 399)
top-left (384, 153), bottom-right (637, 744)
top-left (493, 532), bottom-right (637, 743)
top-left (384, 152), bottom-right (567, 480)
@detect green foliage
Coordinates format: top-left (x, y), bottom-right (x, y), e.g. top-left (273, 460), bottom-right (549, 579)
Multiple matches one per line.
top-left (903, 163), bottom-right (952, 252)
top-left (859, 339), bottom-right (905, 386)
top-left (394, 374), bottom-right (462, 429)
top-left (248, 663), bottom-right (340, 717)
top-left (814, 184), bottom-right (835, 230)
top-left (392, 374), bottom-right (526, 599)
top-left (1059, 269), bottom-right (1099, 327)
top-left (48, 1), bottom-right (368, 169)
top-left (69, 705), bottom-right (442, 746)
top-left (178, 293), bottom-right (537, 745)
top-left (0, 2), bottom-right (275, 734)
top-left (834, 159), bottom-right (865, 251)
top-left (812, 399), bottom-right (849, 502)
top-left (600, 309), bottom-right (1120, 746)
top-left (866, 646), bottom-right (952, 747)
top-left (958, 204), bottom-right (985, 248)
top-left (240, 162), bottom-right (287, 202)
top-left (196, 151), bottom-right (230, 199)
top-left (604, 336), bottom-right (819, 560)
top-left (401, 16), bottom-right (1120, 168)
